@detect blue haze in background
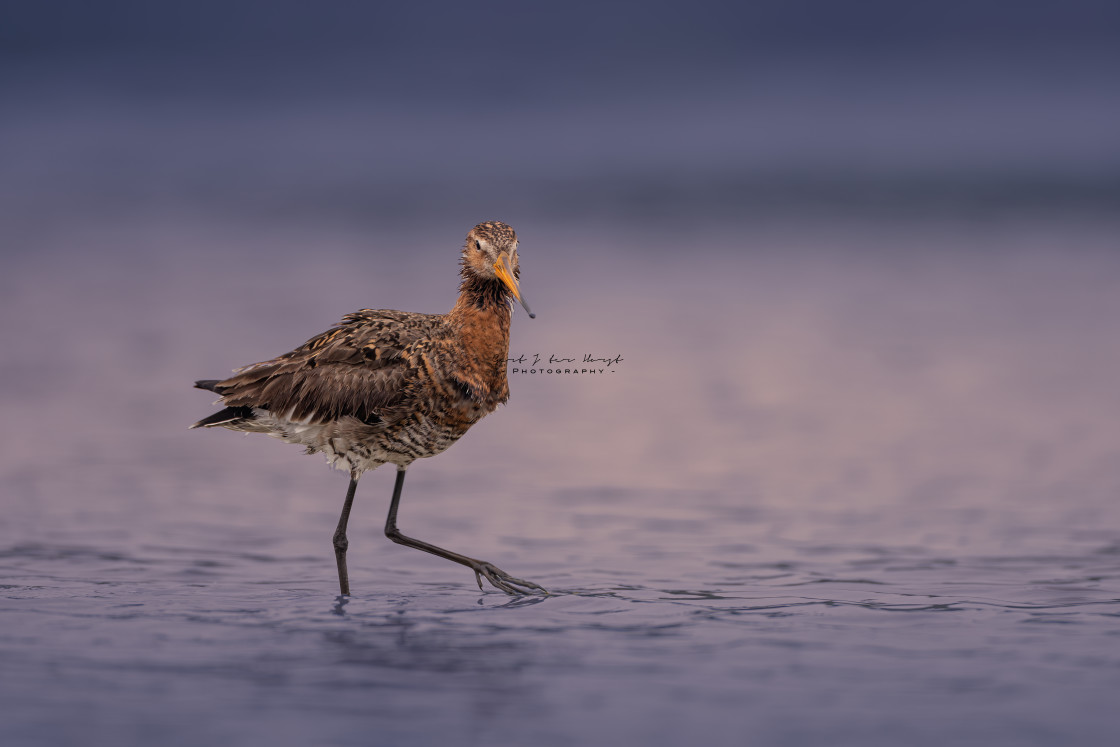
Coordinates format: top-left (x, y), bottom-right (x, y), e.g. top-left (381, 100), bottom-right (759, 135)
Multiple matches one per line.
top-left (4, 0), bottom-right (1119, 234)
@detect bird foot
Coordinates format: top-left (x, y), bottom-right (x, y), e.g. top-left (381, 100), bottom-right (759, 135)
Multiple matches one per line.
top-left (471, 561), bottom-right (547, 595)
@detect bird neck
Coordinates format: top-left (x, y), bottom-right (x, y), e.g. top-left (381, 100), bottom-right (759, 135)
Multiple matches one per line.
top-left (448, 275), bottom-right (513, 370)
top-left (449, 275), bottom-right (514, 325)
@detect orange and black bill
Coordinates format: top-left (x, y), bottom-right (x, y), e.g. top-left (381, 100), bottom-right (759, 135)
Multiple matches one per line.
top-left (494, 252), bottom-right (535, 318)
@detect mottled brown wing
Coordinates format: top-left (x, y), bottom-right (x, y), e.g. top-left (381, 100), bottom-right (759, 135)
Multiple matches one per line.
top-left (213, 309), bottom-right (445, 426)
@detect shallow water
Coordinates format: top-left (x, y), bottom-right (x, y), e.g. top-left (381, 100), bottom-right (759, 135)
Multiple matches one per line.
top-left (4, 484), bottom-right (1120, 747)
top-left (4, 212), bottom-right (1120, 745)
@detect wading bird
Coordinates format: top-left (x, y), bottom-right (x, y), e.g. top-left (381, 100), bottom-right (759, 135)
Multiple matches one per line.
top-left (191, 221), bottom-right (544, 596)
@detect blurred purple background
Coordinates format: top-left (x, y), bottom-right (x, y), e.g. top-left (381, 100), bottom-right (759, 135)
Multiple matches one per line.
top-left (3, 3), bottom-right (1120, 746)
top-left (4, 1), bottom-right (1119, 236)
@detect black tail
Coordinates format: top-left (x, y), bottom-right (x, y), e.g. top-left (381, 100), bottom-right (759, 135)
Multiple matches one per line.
top-left (192, 379), bottom-right (249, 429)
top-left (190, 406), bottom-right (254, 429)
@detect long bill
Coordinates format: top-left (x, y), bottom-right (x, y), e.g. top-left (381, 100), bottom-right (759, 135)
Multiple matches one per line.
top-left (494, 252), bottom-right (536, 318)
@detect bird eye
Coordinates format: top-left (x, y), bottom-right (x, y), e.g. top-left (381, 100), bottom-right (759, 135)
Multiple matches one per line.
top-left (475, 240), bottom-right (483, 252)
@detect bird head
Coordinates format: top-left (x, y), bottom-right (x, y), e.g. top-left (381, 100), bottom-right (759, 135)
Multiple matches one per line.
top-left (461, 221), bottom-right (534, 318)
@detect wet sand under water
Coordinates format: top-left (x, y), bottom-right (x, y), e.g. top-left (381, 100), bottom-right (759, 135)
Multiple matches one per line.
top-left (2, 218), bottom-right (1120, 746)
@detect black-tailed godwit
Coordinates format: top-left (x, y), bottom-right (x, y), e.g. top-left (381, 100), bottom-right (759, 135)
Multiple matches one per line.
top-left (191, 221), bottom-right (544, 595)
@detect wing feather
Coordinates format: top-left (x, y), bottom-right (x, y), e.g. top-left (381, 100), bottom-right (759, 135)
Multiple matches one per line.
top-left (211, 309), bottom-right (444, 426)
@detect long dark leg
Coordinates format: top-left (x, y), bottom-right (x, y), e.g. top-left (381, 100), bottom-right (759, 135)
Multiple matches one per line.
top-left (333, 473), bottom-right (359, 596)
top-left (384, 468), bottom-right (546, 595)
